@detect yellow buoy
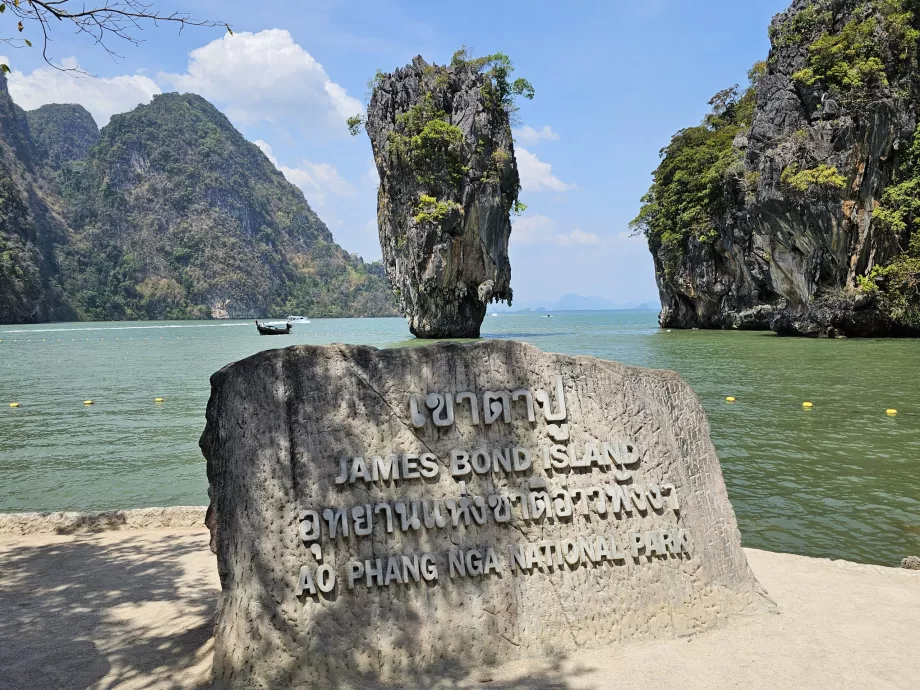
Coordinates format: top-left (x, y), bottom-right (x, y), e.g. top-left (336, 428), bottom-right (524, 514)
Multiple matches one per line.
top-left (154, 397), bottom-right (165, 403)
top-left (802, 401), bottom-right (814, 409)
top-left (83, 400), bottom-right (94, 406)
top-left (886, 408), bottom-right (898, 416)
top-left (9, 402), bottom-right (20, 408)
top-left (725, 396), bottom-right (736, 403)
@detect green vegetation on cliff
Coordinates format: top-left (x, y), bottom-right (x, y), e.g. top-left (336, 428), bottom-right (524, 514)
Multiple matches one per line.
top-left (780, 163), bottom-right (847, 192)
top-left (26, 104), bottom-right (99, 171)
top-left (0, 72), bottom-right (73, 324)
top-left (629, 64), bottom-right (763, 279)
top-left (352, 49), bottom-right (532, 229)
top-left (862, 123), bottom-right (920, 327)
top-left (0, 161), bottom-right (46, 321)
top-left (788, 0), bottom-right (919, 98)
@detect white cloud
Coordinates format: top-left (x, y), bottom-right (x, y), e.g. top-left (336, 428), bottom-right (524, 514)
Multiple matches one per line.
top-left (160, 29), bottom-right (361, 137)
top-left (513, 125), bottom-right (560, 144)
top-left (555, 228), bottom-right (600, 246)
top-left (511, 213), bottom-right (555, 245)
top-left (254, 139), bottom-right (355, 208)
top-left (516, 147), bottom-right (575, 193)
top-left (3, 56), bottom-right (160, 126)
top-left (512, 215), bottom-right (599, 247)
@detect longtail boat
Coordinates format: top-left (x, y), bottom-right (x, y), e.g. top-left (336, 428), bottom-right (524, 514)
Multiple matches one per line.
top-left (255, 320), bottom-right (292, 335)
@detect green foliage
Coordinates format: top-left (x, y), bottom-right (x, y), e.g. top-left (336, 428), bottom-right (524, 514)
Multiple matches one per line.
top-left (862, 121), bottom-right (920, 326)
top-left (479, 148), bottom-right (512, 185)
top-left (873, 123), bottom-right (920, 237)
top-left (631, 68), bottom-right (761, 278)
top-left (450, 47), bottom-right (534, 115)
top-left (413, 194), bottom-right (463, 224)
top-left (366, 69), bottom-right (386, 95)
top-left (364, 50), bottom-right (527, 240)
top-left (511, 200), bottom-right (527, 216)
top-left (25, 104), bottom-right (99, 170)
top-left (744, 170), bottom-right (761, 188)
top-left (780, 163), bottom-right (847, 192)
top-left (856, 272), bottom-right (880, 293)
top-left (770, 3), bottom-right (829, 48)
top-left (872, 256), bottom-right (920, 326)
top-left (346, 114), bottom-right (365, 136)
top-left (388, 95), bottom-right (467, 188)
top-left (789, 1), bottom-right (920, 97)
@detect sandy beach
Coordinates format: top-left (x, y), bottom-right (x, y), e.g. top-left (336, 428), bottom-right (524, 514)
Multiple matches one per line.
top-left (0, 510), bottom-right (917, 690)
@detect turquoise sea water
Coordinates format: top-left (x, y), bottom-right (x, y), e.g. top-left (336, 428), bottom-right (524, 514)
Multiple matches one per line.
top-left (1, 311), bottom-right (918, 566)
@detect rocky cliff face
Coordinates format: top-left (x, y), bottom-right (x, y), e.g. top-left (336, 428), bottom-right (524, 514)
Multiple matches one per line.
top-left (58, 92), bottom-right (395, 320)
top-left (366, 55), bottom-right (520, 338)
top-left (0, 73), bottom-right (72, 324)
top-left (636, 0), bottom-right (920, 336)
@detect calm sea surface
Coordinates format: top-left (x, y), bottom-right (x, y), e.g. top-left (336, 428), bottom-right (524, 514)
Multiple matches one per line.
top-left (1, 311), bottom-right (918, 565)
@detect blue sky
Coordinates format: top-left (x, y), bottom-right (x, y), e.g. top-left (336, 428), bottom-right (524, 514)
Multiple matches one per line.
top-left (4, 0), bottom-right (790, 307)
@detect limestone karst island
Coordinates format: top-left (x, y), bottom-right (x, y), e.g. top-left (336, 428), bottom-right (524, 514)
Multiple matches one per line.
top-left (0, 2), bottom-right (918, 689)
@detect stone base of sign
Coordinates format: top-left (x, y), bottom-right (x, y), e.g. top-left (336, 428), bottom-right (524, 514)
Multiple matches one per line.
top-left (201, 341), bottom-right (773, 689)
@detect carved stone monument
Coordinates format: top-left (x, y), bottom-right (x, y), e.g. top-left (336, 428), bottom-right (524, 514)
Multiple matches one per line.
top-left (201, 341), bottom-right (772, 688)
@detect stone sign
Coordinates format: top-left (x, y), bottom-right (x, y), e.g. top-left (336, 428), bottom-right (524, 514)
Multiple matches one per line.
top-left (201, 341), bottom-right (771, 688)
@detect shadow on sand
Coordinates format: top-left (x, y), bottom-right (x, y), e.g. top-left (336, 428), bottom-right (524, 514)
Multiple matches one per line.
top-left (0, 531), bottom-right (215, 690)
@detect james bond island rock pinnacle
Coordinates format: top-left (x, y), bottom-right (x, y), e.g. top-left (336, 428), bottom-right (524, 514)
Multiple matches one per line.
top-left (360, 51), bottom-right (531, 338)
top-left (633, 0), bottom-right (920, 337)
top-left (201, 340), bottom-right (772, 689)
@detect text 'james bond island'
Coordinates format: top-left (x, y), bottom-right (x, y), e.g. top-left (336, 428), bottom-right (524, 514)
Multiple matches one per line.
top-left (200, 340), bottom-right (772, 688)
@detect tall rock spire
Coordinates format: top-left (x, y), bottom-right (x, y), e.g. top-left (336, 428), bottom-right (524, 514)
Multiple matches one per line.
top-left (365, 54), bottom-right (521, 338)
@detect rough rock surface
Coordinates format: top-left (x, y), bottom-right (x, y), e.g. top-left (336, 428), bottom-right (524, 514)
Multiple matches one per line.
top-left (201, 340), bottom-right (772, 689)
top-left (902, 555), bottom-right (920, 570)
top-left (366, 57), bottom-right (518, 338)
top-left (0, 72), bottom-right (73, 324)
top-left (651, 0), bottom-right (920, 337)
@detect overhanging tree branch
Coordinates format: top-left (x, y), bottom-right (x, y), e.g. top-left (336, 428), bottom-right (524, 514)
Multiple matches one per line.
top-left (0, 0), bottom-right (229, 73)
